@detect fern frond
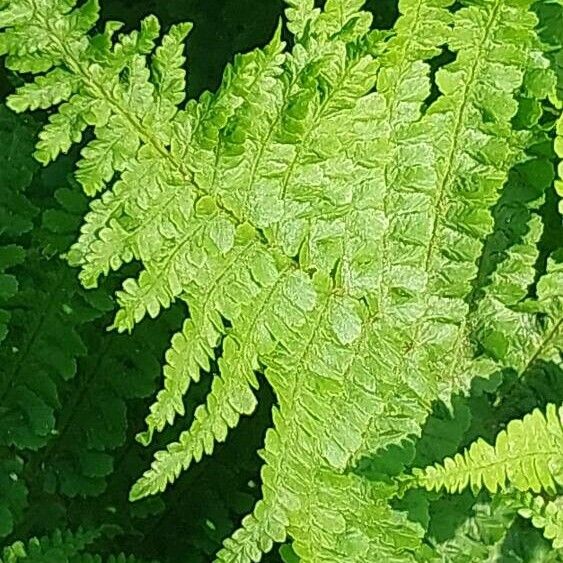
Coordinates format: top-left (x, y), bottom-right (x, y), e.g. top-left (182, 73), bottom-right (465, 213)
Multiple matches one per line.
top-left (1, 528), bottom-right (101, 563)
top-left (411, 404), bottom-right (563, 495)
top-left (0, 106), bottom-right (110, 452)
top-left (131, 266), bottom-right (311, 498)
top-left (518, 494), bottom-right (563, 550)
top-left (2, 0), bottom-right (559, 560)
top-left (470, 95), bottom-right (562, 376)
top-left (38, 312), bottom-right (173, 498)
top-left (344, 0), bottom-right (545, 467)
top-left (68, 31), bottom-right (285, 287)
top-left (0, 261), bottom-right (103, 450)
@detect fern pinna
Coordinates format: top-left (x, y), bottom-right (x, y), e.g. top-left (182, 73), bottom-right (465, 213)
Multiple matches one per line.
top-left (1, 0), bottom-right (562, 561)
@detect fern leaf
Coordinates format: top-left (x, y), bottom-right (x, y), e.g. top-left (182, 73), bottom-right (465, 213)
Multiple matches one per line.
top-left (0, 104), bottom-right (105, 452)
top-left (131, 266), bottom-right (310, 498)
top-left (336, 0), bottom-right (541, 467)
top-left (2, 0), bottom-right (559, 560)
top-left (0, 263), bottom-right (97, 450)
top-left (518, 494), bottom-right (563, 550)
top-left (39, 312), bottom-right (172, 498)
top-left (67, 35), bottom-right (285, 289)
top-left (135, 307), bottom-right (223, 446)
top-left (1, 528), bottom-right (101, 563)
top-left (135, 242), bottom-right (280, 444)
top-left (469, 65), bottom-right (562, 373)
top-left (411, 404), bottom-right (563, 495)
top-left (218, 273), bottom-right (427, 561)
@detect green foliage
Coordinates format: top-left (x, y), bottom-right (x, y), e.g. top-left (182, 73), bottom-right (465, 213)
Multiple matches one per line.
top-left (1, 0), bottom-right (562, 561)
top-left (1, 528), bottom-right (101, 563)
top-left (0, 106), bottom-right (38, 344)
top-left (425, 495), bottom-right (521, 562)
top-left (518, 494), bottom-right (563, 550)
top-left (410, 404), bottom-right (563, 495)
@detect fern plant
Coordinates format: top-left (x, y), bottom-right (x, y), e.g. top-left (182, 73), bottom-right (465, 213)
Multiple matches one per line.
top-left (1, 0), bottom-right (562, 561)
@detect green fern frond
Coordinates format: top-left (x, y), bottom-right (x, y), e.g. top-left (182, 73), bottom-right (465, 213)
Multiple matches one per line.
top-left (0, 259), bottom-right (106, 450)
top-left (2, 0), bottom-right (560, 561)
top-left (0, 528), bottom-right (101, 563)
top-left (0, 105), bottom-right (110, 453)
top-left (410, 404), bottom-right (563, 495)
top-left (470, 105), bottom-right (562, 376)
top-left (131, 266), bottom-right (312, 498)
top-left (518, 494), bottom-right (563, 550)
top-left (37, 311), bottom-right (174, 498)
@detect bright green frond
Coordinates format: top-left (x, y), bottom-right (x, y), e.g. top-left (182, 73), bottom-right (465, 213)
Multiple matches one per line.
top-left (411, 404), bottom-right (563, 495)
top-left (131, 265), bottom-right (308, 498)
top-left (135, 308), bottom-right (224, 446)
top-left (2, 0), bottom-right (561, 560)
top-left (518, 494), bottom-right (563, 550)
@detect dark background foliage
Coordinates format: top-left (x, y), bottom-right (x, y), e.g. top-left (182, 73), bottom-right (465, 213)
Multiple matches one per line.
top-left (0, 1), bottom-right (561, 561)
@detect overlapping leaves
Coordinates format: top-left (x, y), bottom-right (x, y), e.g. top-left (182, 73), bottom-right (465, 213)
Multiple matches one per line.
top-left (1, 0), bottom-right (562, 561)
